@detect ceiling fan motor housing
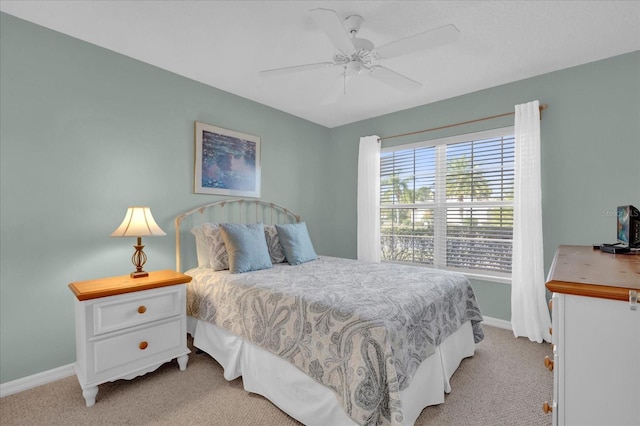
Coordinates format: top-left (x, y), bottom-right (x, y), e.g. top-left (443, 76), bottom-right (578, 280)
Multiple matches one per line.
top-left (344, 15), bottom-right (364, 35)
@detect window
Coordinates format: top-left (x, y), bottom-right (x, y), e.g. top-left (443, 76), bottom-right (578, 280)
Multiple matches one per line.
top-left (380, 127), bottom-right (514, 281)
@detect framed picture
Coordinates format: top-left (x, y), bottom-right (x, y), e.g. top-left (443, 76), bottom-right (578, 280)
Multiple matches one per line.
top-left (194, 121), bottom-right (261, 197)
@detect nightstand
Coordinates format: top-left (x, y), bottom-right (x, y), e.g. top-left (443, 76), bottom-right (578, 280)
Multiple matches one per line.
top-left (68, 270), bottom-right (192, 407)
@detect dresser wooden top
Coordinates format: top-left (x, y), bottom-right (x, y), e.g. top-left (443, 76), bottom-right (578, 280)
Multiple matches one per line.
top-left (546, 245), bottom-right (640, 301)
top-left (69, 270), bottom-right (192, 301)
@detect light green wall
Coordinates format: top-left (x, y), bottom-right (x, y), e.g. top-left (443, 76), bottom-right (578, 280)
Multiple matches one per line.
top-left (327, 51), bottom-right (640, 321)
top-left (0, 13), bottom-right (332, 383)
top-left (2, 11), bottom-right (638, 384)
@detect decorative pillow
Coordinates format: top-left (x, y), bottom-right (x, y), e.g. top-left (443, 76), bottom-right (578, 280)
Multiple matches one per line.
top-left (200, 223), bottom-right (229, 271)
top-left (275, 222), bottom-right (317, 265)
top-left (190, 225), bottom-right (210, 268)
top-left (263, 224), bottom-right (286, 264)
top-left (220, 223), bottom-right (273, 274)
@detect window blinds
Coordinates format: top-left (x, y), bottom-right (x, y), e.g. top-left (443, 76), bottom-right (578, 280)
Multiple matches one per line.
top-left (380, 129), bottom-right (514, 277)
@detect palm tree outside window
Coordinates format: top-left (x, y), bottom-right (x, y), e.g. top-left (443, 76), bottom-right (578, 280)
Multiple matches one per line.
top-left (380, 127), bottom-right (514, 282)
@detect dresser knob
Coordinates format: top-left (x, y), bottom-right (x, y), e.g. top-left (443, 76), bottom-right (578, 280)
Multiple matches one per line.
top-left (137, 305), bottom-right (147, 314)
top-left (544, 356), bottom-right (554, 371)
top-left (549, 326), bottom-right (552, 336)
top-left (543, 401), bottom-right (553, 414)
top-left (139, 341), bottom-right (148, 350)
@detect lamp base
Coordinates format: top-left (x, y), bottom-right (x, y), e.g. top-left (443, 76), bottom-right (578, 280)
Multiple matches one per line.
top-left (130, 237), bottom-right (149, 278)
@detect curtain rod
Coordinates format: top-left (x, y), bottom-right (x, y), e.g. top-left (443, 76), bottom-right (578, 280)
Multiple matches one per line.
top-left (378, 103), bottom-right (548, 142)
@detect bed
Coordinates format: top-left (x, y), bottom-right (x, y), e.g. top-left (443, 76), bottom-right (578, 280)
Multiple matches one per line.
top-left (175, 199), bottom-right (484, 426)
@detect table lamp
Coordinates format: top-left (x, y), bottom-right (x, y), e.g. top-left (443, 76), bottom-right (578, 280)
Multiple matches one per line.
top-left (110, 206), bottom-right (166, 278)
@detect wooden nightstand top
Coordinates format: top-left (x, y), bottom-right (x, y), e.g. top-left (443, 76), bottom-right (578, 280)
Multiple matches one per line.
top-left (69, 270), bottom-right (192, 301)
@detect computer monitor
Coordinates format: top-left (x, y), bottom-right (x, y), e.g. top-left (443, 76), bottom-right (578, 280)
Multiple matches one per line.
top-left (617, 205), bottom-right (640, 248)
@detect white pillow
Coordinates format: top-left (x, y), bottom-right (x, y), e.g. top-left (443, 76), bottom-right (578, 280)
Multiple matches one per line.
top-left (190, 225), bottom-right (210, 268)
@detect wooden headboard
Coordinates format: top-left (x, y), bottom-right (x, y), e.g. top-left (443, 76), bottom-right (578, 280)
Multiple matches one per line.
top-left (174, 198), bottom-right (301, 272)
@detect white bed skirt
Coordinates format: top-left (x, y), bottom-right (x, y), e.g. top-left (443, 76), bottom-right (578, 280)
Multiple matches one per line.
top-left (188, 317), bottom-right (475, 426)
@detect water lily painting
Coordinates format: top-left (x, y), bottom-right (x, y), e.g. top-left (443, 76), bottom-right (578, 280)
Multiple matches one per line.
top-left (194, 121), bottom-right (261, 197)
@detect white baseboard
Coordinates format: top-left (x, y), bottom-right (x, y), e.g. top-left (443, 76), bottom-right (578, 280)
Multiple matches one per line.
top-left (1, 317), bottom-right (511, 398)
top-left (0, 363), bottom-right (75, 398)
top-left (482, 316), bottom-right (512, 330)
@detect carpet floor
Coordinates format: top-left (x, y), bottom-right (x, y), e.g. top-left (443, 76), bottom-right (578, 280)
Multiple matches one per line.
top-left (0, 325), bottom-right (552, 425)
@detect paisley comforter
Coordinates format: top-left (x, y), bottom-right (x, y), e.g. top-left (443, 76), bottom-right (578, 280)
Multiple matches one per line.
top-left (187, 256), bottom-right (484, 425)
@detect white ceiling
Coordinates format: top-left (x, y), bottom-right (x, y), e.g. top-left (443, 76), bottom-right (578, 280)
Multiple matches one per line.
top-left (1, 1), bottom-right (639, 128)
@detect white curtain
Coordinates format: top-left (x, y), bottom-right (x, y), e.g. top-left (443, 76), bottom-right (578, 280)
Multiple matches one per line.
top-left (511, 100), bottom-right (552, 343)
top-left (357, 135), bottom-right (381, 262)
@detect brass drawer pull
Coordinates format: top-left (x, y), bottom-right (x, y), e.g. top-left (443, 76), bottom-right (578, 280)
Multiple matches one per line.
top-left (137, 305), bottom-right (147, 314)
top-left (544, 356), bottom-right (554, 371)
top-left (139, 341), bottom-right (148, 350)
top-left (543, 401), bottom-right (553, 414)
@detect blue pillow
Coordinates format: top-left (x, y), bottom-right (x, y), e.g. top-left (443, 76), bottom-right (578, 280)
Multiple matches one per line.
top-left (275, 222), bottom-right (317, 265)
top-left (220, 224), bottom-right (273, 274)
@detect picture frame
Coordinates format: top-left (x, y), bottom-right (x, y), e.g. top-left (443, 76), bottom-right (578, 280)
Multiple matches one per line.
top-left (194, 121), bottom-right (261, 198)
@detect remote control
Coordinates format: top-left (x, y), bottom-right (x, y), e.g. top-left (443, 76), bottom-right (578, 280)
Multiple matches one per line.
top-left (600, 245), bottom-right (631, 254)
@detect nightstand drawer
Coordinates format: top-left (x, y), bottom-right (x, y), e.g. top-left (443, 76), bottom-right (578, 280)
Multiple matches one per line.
top-left (93, 318), bottom-right (183, 375)
top-left (92, 286), bottom-right (184, 336)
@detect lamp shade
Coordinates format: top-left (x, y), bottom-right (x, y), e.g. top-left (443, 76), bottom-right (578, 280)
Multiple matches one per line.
top-left (110, 207), bottom-right (166, 237)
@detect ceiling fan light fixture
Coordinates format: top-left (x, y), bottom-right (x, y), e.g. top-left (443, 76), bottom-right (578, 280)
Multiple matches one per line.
top-left (346, 60), bottom-right (363, 75)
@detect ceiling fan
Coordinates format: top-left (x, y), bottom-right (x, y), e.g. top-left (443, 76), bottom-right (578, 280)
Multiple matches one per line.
top-left (260, 8), bottom-right (460, 97)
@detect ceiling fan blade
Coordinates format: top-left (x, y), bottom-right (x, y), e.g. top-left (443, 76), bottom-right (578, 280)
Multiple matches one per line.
top-left (368, 66), bottom-right (422, 92)
top-left (374, 24), bottom-right (460, 60)
top-left (309, 8), bottom-right (355, 54)
top-left (260, 62), bottom-right (336, 77)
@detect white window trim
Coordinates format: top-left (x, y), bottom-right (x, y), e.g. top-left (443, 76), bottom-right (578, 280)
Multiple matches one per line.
top-left (381, 127), bottom-right (514, 153)
top-left (380, 126), bottom-right (515, 282)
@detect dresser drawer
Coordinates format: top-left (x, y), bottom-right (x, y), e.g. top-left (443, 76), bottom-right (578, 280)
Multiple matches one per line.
top-left (93, 318), bottom-right (184, 375)
top-left (92, 286), bottom-right (184, 336)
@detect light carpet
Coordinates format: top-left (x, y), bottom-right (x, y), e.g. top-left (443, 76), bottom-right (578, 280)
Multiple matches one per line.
top-left (0, 325), bottom-right (552, 425)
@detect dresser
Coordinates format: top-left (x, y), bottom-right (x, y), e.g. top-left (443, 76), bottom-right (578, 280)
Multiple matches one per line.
top-left (69, 270), bottom-right (192, 406)
top-left (545, 245), bottom-right (640, 426)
